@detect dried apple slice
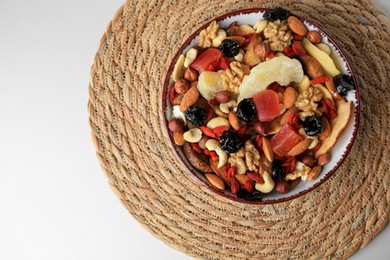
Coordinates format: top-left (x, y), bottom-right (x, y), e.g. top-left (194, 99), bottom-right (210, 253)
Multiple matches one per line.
top-left (315, 99), bottom-right (353, 158)
top-left (243, 34), bottom-right (262, 66)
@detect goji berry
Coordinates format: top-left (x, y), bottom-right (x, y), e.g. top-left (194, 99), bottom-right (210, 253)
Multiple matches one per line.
top-left (200, 126), bottom-right (217, 138)
top-left (292, 43), bottom-right (306, 56)
top-left (290, 158), bottom-right (297, 173)
top-left (204, 149), bottom-right (211, 156)
top-left (325, 98), bottom-right (336, 112)
top-left (247, 171), bottom-right (264, 184)
top-left (244, 180), bottom-right (254, 192)
top-left (213, 125), bottom-right (229, 134)
top-left (230, 177), bottom-right (240, 195)
top-left (293, 34), bottom-right (305, 40)
top-left (311, 76), bottom-right (330, 85)
top-left (191, 143), bottom-right (202, 154)
top-left (267, 52), bottom-right (275, 59)
top-left (211, 155), bottom-right (219, 161)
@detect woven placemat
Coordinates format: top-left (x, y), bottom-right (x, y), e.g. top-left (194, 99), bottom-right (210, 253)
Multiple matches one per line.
top-left (88, 0), bottom-right (390, 258)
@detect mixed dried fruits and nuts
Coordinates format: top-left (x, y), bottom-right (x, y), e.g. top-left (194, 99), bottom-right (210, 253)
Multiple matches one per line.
top-left (167, 7), bottom-right (354, 200)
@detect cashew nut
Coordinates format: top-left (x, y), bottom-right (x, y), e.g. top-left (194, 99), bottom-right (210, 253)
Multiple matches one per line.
top-left (234, 49), bottom-right (245, 62)
top-left (255, 171), bottom-right (275, 193)
top-left (205, 139), bottom-right (227, 168)
top-left (206, 116), bottom-right (230, 129)
top-left (212, 29), bottom-right (227, 48)
top-left (253, 19), bottom-right (268, 33)
top-left (183, 128), bottom-right (202, 143)
top-left (184, 48), bottom-right (198, 68)
top-left (220, 100), bottom-right (237, 114)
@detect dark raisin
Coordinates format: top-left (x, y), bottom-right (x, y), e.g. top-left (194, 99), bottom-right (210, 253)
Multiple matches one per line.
top-left (236, 99), bottom-right (256, 122)
top-left (220, 130), bottom-right (243, 153)
top-left (303, 116), bottom-right (323, 136)
top-left (185, 105), bottom-right (207, 127)
top-left (263, 7), bottom-right (291, 21)
top-left (271, 160), bottom-right (285, 183)
top-left (237, 189), bottom-right (263, 201)
top-left (333, 73), bottom-right (354, 97)
top-left (219, 39), bottom-right (240, 58)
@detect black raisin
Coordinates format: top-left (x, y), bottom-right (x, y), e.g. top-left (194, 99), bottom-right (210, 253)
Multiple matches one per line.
top-left (333, 73), bottom-right (354, 97)
top-left (220, 130), bottom-right (243, 153)
top-left (185, 105), bottom-right (207, 127)
top-left (219, 39), bottom-right (240, 58)
top-left (271, 161), bottom-right (285, 183)
top-left (236, 99), bottom-right (256, 122)
top-left (237, 189), bottom-right (263, 201)
top-left (263, 7), bottom-right (291, 21)
top-left (303, 116), bottom-right (323, 136)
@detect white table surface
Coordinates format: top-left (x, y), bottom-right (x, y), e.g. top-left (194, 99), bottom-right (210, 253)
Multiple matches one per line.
top-left (0, 1), bottom-right (388, 259)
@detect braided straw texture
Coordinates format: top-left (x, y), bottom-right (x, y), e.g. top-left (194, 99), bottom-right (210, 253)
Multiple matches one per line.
top-left (88, 0), bottom-right (390, 258)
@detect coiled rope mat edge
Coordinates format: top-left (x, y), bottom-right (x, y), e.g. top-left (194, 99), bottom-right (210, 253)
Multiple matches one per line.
top-left (88, 0), bottom-right (390, 258)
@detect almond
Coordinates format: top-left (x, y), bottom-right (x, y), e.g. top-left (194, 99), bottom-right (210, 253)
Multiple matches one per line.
top-left (205, 173), bottom-right (225, 190)
top-left (254, 42), bottom-right (270, 60)
top-left (228, 111), bottom-right (241, 131)
top-left (173, 131), bottom-right (185, 146)
top-left (288, 16), bottom-right (308, 36)
top-left (317, 152), bottom-right (331, 166)
top-left (287, 138), bottom-right (312, 156)
top-left (299, 55), bottom-right (325, 79)
top-left (262, 136), bottom-right (274, 162)
top-left (318, 117), bottom-right (331, 141)
top-left (306, 31), bottom-right (322, 44)
top-left (214, 91), bottom-right (231, 104)
top-left (307, 166), bottom-right (322, 181)
top-left (174, 79), bottom-right (190, 94)
top-left (180, 84), bottom-right (199, 112)
top-left (283, 87), bottom-right (298, 109)
top-left (301, 156), bottom-right (316, 167)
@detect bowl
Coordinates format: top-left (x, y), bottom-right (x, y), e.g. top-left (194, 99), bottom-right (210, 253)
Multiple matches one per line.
top-left (162, 8), bottom-right (360, 204)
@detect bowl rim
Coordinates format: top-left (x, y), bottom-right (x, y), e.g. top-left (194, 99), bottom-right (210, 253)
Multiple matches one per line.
top-left (162, 8), bottom-right (360, 205)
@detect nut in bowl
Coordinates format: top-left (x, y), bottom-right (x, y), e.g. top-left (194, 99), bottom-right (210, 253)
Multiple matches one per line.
top-left (163, 7), bottom-right (360, 204)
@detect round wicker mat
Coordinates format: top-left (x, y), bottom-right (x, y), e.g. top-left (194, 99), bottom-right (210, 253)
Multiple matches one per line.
top-left (88, 0), bottom-right (390, 258)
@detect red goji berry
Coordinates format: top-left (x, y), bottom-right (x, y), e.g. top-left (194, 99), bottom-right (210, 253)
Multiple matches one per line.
top-left (230, 177), bottom-right (240, 195)
top-left (213, 125), bottom-right (229, 134)
top-left (325, 98), bottom-right (336, 112)
top-left (219, 57), bottom-right (230, 70)
top-left (292, 43), bottom-right (306, 56)
top-left (293, 34), bottom-right (305, 40)
top-left (200, 126), bottom-right (217, 138)
top-left (290, 158), bottom-right (297, 173)
top-left (204, 149), bottom-right (211, 156)
top-left (191, 143), bottom-right (202, 154)
top-left (247, 171), bottom-right (264, 184)
top-left (211, 155), bottom-right (219, 161)
top-left (267, 52), bottom-right (275, 59)
top-left (330, 109), bottom-right (337, 119)
top-left (244, 180), bottom-right (254, 192)
top-left (310, 76), bottom-right (330, 85)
